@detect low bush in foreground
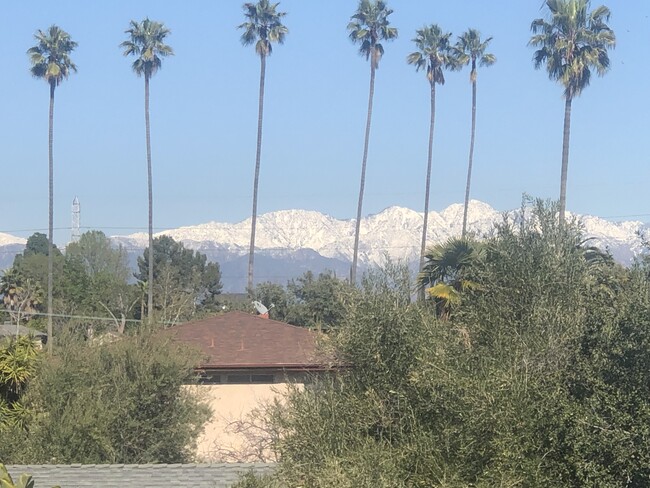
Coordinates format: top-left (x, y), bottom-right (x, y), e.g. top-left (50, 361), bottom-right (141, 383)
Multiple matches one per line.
top-left (1, 332), bottom-right (209, 464)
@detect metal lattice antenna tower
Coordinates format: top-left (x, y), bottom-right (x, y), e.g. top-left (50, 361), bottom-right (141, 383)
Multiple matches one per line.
top-left (71, 196), bottom-right (80, 242)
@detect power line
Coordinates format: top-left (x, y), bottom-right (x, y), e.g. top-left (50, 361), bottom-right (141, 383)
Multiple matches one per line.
top-left (0, 309), bottom-right (143, 323)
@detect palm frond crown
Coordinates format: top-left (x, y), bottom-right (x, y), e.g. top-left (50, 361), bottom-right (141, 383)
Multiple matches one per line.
top-left (120, 18), bottom-right (173, 78)
top-left (406, 24), bottom-right (455, 85)
top-left (27, 25), bottom-right (77, 86)
top-left (416, 238), bottom-right (483, 291)
top-left (238, 0), bottom-right (288, 57)
top-left (454, 28), bottom-right (496, 82)
top-left (529, 0), bottom-right (615, 99)
top-left (348, 0), bottom-right (398, 69)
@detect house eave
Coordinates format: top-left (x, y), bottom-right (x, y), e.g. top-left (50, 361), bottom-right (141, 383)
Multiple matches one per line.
top-left (196, 363), bottom-right (334, 372)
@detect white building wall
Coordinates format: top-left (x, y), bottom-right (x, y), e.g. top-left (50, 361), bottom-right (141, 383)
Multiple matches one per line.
top-left (188, 372), bottom-right (307, 462)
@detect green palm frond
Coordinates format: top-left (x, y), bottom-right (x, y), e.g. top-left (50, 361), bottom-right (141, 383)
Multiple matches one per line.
top-left (529, 0), bottom-right (615, 99)
top-left (27, 25), bottom-right (77, 86)
top-left (120, 18), bottom-right (173, 78)
top-left (0, 270), bottom-right (43, 318)
top-left (238, 0), bottom-right (288, 57)
top-left (459, 279), bottom-right (482, 292)
top-left (348, 0), bottom-right (397, 69)
top-left (407, 24), bottom-right (455, 85)
top-left (454, 28), bottom-right (496, 82)
top-left (0, 463), bottom-right (51, 488)
top-left (416, 237), bottom-right (484, 317)
top-left (426, 282), bottom-right (461, 306)
top-left (417, 238), bottom-right (484, 290)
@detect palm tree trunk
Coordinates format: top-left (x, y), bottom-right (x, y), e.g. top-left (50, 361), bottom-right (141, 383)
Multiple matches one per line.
top-left (145, 73), bottom-right (154, 325)
top-left (351, 63), bottom-right (376, 285)
top-left (47, 80), bottom-right (55, 355)
top-left (248, 54), bottom-right (266, 295)
top-left (418, 81), bottom-right (436, 301)
top-left (559, 96), bottom-right (572, 224)
top-left (462, 74), bottom-right (477, 238)
top-left (47, 80), bottom-right (56, 354)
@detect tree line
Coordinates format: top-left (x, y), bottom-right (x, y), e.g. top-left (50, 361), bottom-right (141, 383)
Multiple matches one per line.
top-left (0, 228), bottom-right (355, 334)
top-left (0, 231), bottom-right (223, 336)
top-left (21, 0), bottom-right (616, 349)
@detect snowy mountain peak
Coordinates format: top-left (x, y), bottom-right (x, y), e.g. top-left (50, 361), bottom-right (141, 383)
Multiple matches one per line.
top-left (111, 200), bottom-right (649, 268)
top-left (0, 232), bottom-right (26, 246)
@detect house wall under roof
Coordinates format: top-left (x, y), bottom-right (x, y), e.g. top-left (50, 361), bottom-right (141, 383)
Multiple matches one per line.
top-left (191, 370), bottom-right (309, 462)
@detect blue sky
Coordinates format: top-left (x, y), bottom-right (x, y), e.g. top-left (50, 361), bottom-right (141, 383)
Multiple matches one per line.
top-left (1, 0), bottom-right (648, 245)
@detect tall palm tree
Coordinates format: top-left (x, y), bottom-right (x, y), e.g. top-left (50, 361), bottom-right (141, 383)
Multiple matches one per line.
top-left (27, 25), bottom-right (77, 354)
top-left (407, 24), bottom-right (454, 296)
top-left (121, 18), bottom-right (173, 324)
top-left (455, 29), bottom-right (495, 238)
top-left (239, 0), bottom-right (288, 295)
top-left (530, 0), bottom-right (615, 224)
top-left (347, 0), bottom-right (397, 285)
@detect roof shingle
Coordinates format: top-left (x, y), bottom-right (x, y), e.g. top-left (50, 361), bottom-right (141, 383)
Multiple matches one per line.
top-left (168, 311), bottom-right (322, 370)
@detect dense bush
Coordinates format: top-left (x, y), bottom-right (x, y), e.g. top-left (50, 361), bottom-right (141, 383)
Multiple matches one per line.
top-left (0, 336), bottom-right (39, 431)
top-left (244, 201), bottom-right (650, 487)
top-left (2, 332), bottom-right (210, 464)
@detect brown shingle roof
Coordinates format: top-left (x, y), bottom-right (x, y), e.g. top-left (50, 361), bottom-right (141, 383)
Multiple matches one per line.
top-left (168, 311), bottom-right (323, 370)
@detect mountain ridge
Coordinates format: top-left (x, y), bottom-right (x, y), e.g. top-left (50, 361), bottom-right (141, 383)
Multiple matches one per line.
top-left (111, 200), bottom-right (647, 264)
top-left (1, 201), bottom-right (648, 291)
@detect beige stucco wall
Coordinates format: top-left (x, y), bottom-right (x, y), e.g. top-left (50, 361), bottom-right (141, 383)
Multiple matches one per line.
top-left (188, 376), bottom-right (305, 462)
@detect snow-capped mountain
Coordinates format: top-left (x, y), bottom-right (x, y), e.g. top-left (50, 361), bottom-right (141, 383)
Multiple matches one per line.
top-left (0, 233), bottom-right (26, 270)
top-left (112, 201), bottom-right (506, 269)
top-left (1, 201), bottom-right (648, 292)
top-left (0, 232), bottom-right (26, 247)
top-left (110, 200), bottom-right (649, 291)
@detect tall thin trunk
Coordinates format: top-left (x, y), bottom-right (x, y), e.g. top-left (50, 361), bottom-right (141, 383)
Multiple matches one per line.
top-left (47, 80), bottom-right (55, 355)
top-left (248, 54), bottom-right (266, 295)
top-left (418, 81), bottom-right (436, 301)
top-left (351, 62), bottom-right (376, 285)
top-left (140, 291), bottom-right (145, 324)
top-left (145, 73), bottom-right (154, 325)
top-left (462, 65), bottom-right (478, 238)
top-left (559, 96), bottom-right (572, 224)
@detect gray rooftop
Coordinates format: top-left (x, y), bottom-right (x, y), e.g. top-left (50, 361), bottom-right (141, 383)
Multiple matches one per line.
top-left (0, 323), bottom-right (47, 338)
top-left (5, 463), bottom-right (275, 488)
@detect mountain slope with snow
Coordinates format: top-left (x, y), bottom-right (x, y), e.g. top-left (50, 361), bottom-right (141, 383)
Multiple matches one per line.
top-left (0, 233), bottom-right (26, 247)
top-left (113, 200), bottom-right (648, 270)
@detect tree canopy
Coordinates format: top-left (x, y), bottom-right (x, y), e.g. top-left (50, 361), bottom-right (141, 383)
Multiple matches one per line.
top-left (347, 0), bottom-right (398, 69)
top-left (136, 235), bottom-right (223, 324)
top-left (27, 25), bottom-right (77, 87)
top-left (237, 200), bottom-right (650, 487)
top-left (120, 18), bottom-right (173, 78)
top-left (239, 0), bottom-right (288, 58)
top-left (530, 0), bottom-right (615, 99)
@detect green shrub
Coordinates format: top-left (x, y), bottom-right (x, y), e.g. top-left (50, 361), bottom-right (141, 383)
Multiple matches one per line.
top-left (6, 332), bottom-right (210, 464)
top-left (257, 201), bottom-right (650, 487)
